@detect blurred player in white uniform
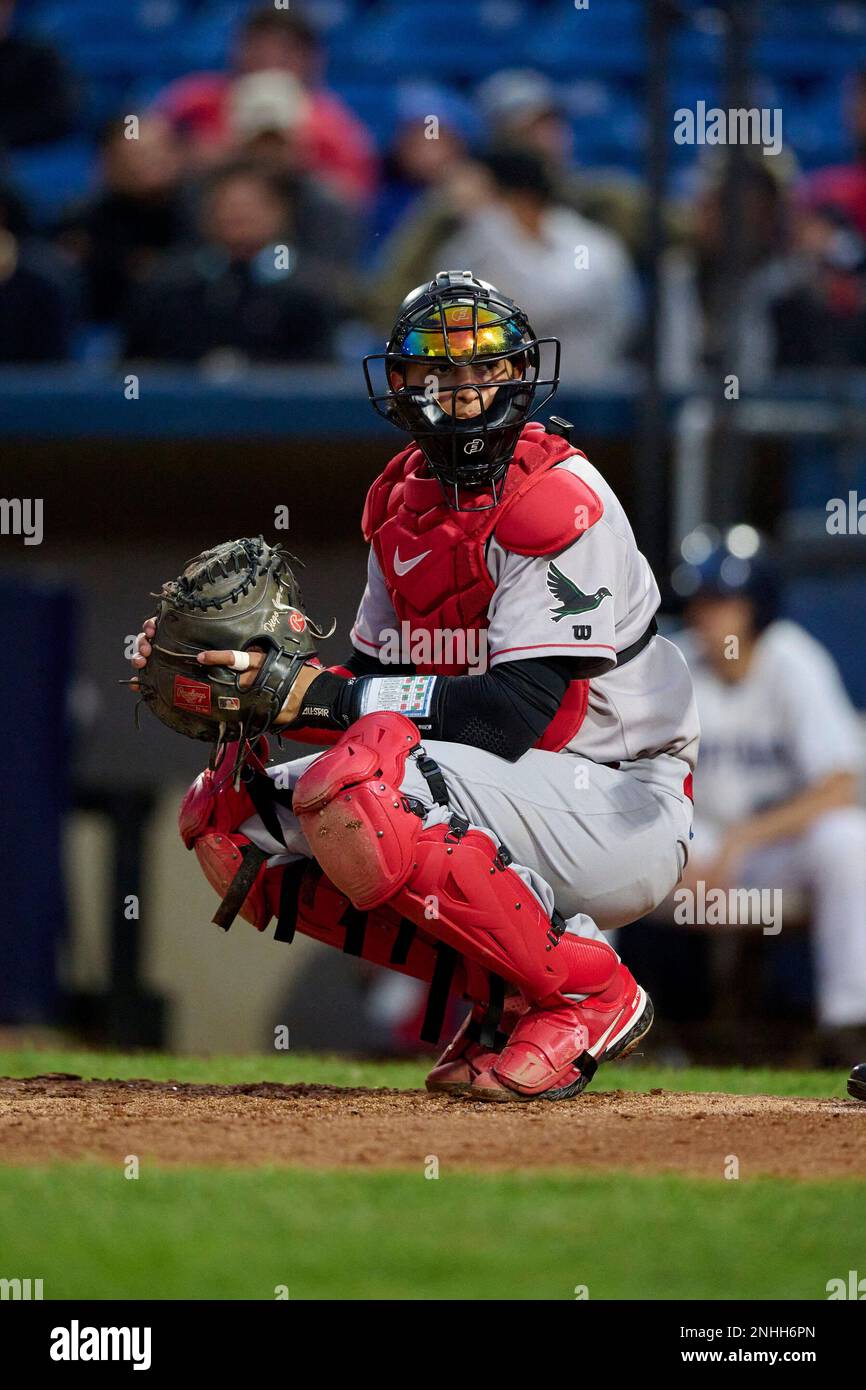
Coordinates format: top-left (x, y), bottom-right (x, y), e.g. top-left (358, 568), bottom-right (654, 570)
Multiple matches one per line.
top-left (673, 527), bottom-right (866, 1059)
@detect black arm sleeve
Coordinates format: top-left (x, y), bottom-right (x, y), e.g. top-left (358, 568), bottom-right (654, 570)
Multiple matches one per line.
top-left (341, 649), bottom-right (416, 677)
top-left (430, 657), bottom-right (577, 760)
top-left (296, 654), bottom-right (584, 762)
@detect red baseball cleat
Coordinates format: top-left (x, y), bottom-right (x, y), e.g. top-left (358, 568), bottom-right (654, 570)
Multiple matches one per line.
top-left (577, 963), bottom-right (654, 1065)
top-left (470, 965), bottom-right (653, 1102)
top-left (470, 1003), bottom-right (594, 1101)
top-left (425, 995), bottom-right (528, 1094)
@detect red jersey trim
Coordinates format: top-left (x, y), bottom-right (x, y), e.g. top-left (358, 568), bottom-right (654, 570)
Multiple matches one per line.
top-left (490, 641), bottom-right (617, 659)
top-left (350, 628), bottom-right (383, 653)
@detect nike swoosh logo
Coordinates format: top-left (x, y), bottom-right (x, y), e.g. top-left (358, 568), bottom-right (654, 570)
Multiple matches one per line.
top-left (393, 547), bottom-right (431, 577)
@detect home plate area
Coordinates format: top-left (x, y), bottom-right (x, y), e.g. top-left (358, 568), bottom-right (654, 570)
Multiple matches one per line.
top-left (1, 1076), bottom-right (863, 1179)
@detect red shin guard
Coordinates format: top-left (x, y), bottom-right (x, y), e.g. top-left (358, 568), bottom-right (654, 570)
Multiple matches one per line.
top-left (393, 822), bottom-right (617, 1007)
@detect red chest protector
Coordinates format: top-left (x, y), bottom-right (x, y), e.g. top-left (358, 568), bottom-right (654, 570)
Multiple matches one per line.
top-left (361, 422), bottom-right (604, 752)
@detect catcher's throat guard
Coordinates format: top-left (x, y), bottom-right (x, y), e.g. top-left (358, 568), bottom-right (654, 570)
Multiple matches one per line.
top-left (133, 537), bottom-right (325, 772)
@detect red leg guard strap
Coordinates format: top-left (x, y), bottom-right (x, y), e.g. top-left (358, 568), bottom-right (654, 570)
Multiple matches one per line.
top-left (191, 828), bottom-right (476, 1005)
top-left (294, 870), bottom-right (469, 996)
top-left (194, 833), bottom-right (273, 930)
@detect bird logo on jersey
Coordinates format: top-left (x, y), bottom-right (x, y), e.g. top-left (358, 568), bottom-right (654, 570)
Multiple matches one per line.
top-left (547, 562), bottom-right (612, 622)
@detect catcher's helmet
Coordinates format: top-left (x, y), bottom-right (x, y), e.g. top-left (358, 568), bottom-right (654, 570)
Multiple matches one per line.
top-left (671, 525), bottom-right (781, 632)
top-left (364, 270), bottom-right (560, 510)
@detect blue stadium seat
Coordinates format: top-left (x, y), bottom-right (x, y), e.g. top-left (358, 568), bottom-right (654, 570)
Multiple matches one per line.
top-left (564, 80), bottom-right (644, 170)
top-left (332, 0), bottom-right (531, 80)
top-left (523, 4), bottom-right (644, 77)
top-left (332, 82), bottom-right (400, 149)
top-left (783, 83), bottom-right (853, 170)
top-left (757, 35), bottom-right (866, 80)
top-left (760, 1), bottom-right (866, 41)
top-left (6, 139), bottom-right (96, 226)
top-left (671, 26), bottom-right (723, 76)
top-left (29, 0), bottom-right (225, 81)
top-left (302, 0), bottom-right (362, 35)
top-left (30, 0), bottom-right (188, 44)
top-left (156, 12), bottom-right (237, 80)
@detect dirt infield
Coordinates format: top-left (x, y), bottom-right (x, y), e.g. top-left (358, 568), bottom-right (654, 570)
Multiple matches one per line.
top-left (1, 1075), bottom-right (864, 1178)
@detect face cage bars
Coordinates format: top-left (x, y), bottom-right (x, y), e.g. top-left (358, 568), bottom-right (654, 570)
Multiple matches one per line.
top-left (363, 336), bottom-right (561, 510)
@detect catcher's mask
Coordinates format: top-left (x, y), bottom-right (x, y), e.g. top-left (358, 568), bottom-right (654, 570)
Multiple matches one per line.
top-left (364, 270), bottom-right (560, 511)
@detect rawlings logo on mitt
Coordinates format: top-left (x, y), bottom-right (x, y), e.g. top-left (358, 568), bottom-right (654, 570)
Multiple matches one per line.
top-left (133, 537), bottom-right (327, 766)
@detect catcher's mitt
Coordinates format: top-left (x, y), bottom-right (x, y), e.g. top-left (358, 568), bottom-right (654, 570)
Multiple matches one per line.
top-left (133, 537), bottom-right (327, 767)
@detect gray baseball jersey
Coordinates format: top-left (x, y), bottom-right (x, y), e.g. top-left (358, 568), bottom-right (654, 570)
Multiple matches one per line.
top-left (351, 452), bottom-right (700, 770)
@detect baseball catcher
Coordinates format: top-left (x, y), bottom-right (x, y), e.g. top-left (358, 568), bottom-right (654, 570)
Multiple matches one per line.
top-left (130, 269), bottom-right (699, 1102)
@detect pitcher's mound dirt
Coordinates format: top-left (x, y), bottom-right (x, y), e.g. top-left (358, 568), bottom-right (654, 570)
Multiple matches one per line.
top-left (0, 1076), bottom-right (863, 1178)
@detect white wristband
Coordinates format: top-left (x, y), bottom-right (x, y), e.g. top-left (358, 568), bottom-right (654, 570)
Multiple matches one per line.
top-left (358, 674), bottom-right (437, 718)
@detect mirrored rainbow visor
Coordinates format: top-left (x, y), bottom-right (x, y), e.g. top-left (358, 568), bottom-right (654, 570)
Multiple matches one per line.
top-left (398, 304), bottom-right (526, 363)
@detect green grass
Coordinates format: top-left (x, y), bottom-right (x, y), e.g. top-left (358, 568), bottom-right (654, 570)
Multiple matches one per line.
top-left (0, 1048), bottom-right (856, 1299)
top-left (0, 1046), bottom-right (848, 1096)
top-left (0, 1163), bottom-right (860, 1300)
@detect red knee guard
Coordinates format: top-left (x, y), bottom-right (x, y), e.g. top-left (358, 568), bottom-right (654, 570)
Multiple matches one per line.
top-left (293, 712), bottom-right (423, 910)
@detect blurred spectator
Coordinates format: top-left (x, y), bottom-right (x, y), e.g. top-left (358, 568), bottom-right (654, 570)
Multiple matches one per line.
top-left (228, 70), bottom-right (363, 310)
top-left (0, 179), bottom-right (76, 360)
top-left (154, 4), bottom-right (377, 207)
top-left (369, 72), bottom-right (653, 338)
top-left (672, 529), bottom-right (866, 1063)
top-left (123, 160), bottom-right (336, 364)
top-left (434, 147), bottom-right (639, 382)
top-left (770, 202), bottom-right (866, 367)
top-left (659, 157), bottom-right (793, 387)
top-left (803, 70), bottom-right (866, 242)
top-left (0, 0), bottom-right (75, 149)
top-left (372, 85), bottom-right (479, 249)
top-left (475, 68), bottom-right (658, 262)
top-left (57, 115), bottom-right (191, 324)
